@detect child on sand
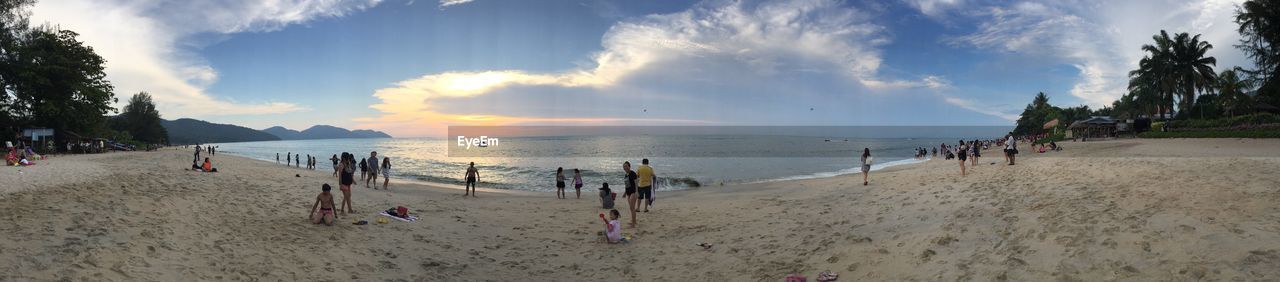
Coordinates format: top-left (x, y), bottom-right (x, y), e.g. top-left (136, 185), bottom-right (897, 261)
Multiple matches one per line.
top-left (310, 184), bottom-right (337, 226)
top-left (600, 209), bottom-right (626, 243)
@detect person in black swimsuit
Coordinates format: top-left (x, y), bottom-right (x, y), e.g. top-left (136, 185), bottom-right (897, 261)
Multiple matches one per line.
top-left (338, 153), bottom-right (357, 214)
top-left (622, 161), bottom-right (639, 227)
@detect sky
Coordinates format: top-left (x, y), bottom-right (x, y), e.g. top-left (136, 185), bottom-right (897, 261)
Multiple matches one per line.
top-left (29, 0), bottom-right (1251, 137)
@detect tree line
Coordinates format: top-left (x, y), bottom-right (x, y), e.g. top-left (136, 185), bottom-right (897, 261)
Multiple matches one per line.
top-left (1016, 0), bottom-right (1280, 135)
top-left (1, 0), bottom-right (166, 147)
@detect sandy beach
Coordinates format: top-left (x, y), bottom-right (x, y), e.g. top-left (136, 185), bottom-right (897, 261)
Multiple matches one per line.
top-left (2, 138), bottom-right (1280, 281)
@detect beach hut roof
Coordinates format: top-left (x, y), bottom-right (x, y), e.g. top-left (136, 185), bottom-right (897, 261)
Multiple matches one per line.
top-left (1042, 119), bottom-right (1059, 129)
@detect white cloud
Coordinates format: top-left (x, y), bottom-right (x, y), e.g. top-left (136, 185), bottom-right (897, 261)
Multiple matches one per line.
top-left (939, 0), bottom-right (1248, 108)
top-left (902, 0), bottom-right (963, 19)
top-left (29, 0), bottom-right (381, 116)
top-left (943, 96), bottom-right (1018, 121)
top-left (439, 0), bottom-right (476, 8)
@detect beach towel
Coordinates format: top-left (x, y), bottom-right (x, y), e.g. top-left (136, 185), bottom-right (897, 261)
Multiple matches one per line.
top-left (379, 210), bottom-right (418, 222)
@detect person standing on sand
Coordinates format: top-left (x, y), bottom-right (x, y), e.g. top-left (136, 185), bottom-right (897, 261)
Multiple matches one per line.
top-left (555, 167), bottom-right (566, 199)
top-left (1004, 133), bottom-right (1017, 165)
top-left (623, 161), bottom-right (639, 227)
top-left (286, 152), bottom-right (291, 166)
top-left (861, 148), bottom-right (871, 185)
top-left (366, 152), bottom-right (380, 188)
top-left (359, 158), bottom-right (368, 181)
top-left (336, 153), bottom-right (357, 214)
top-left (637, 159), bottom-right (655, 213)
top-left (381, 156), bottom-right (391, 189)
top-left (193, 145), bottom-right (201, 163)
top-left (970, 141), bottom-right (980, 167)
top-left (573, 168), bottom-right (583, 199)
top-left (957, 140), bottom-right (968, 176)
top-left (464, 162), bottom-right (479, 197)
top-left (276, 153), bottom-right (280, 164)
top-left (331, 154), bottom-right (339, 175)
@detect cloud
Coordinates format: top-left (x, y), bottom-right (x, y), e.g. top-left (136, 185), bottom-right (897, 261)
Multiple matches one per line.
top-left (901, 0), bottom-right (964, 19)
top-left (943, 96), bottom-right (1018, 121)
top-left (439, 0), bottom-right (476, 8)
top-left (364, 0), bottom-right (953, 136)
top-left (937, 0), bottom-right (1247, 107)
top-left (28, 0), bottom-right (382, 116)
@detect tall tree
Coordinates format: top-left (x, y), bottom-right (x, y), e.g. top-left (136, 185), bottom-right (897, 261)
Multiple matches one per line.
top-left (0, 0), bottom-right (37, 128)
top-left (1014, 92), bottom-right (1054, 135)
top-left (1169, 32), bottom-right (1218, 113)
top-left (1235, 0), bottom-right (1280, 104)
top-left (1131, 30), bottom-right (1216, 117)
top-left (8, 27), bottom-right (116, 138)
top-left (112, 92), bottom-right (167, 144)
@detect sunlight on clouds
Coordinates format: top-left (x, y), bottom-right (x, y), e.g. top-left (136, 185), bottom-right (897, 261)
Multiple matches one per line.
top-left (363, 0), bottom-right (952, 135)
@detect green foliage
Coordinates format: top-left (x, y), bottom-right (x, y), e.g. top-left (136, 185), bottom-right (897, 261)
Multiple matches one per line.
top-left (1139, 130), bottom-right (1280, 138)
top-left (1014, 93), bottom-right (1110, 136)
top-left (1235, 0), bottom-right (1280, 104)
top-left (6, 27), bottom-right (115, 137)
top-left (111, 92), bottom-right (168, 144)
top-left (1166, 113), bottom-right (1280, 128)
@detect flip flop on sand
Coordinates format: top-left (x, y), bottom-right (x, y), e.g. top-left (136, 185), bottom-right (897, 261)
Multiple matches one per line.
top-left (696, 243), bottom-right (713, 250)
top-left (817, 271), bottom-right (839, 282)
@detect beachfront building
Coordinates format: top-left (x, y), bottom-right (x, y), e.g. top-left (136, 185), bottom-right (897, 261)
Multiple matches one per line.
top-left (1067, 116), bottom-right (1120, 141)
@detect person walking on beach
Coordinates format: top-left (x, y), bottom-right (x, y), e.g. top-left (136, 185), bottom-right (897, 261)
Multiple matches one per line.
top-left (1004, 133), bottom-right (1017, 165)
top-left (366, 152), bottom-right (380, 188)
top-left (573, 168), bottom-right (583, 199)
top-left (637, 159), bottom-right (655, 213)
top-left (861, 148), bottom-right (872, 185)
top-left (336, 153), bottom-right (357, 214)
top-left (957, 140), bottom-right (968, 176)
top-left (380, 156), bottom-right (391, 189)
top-left (623, 161), bottom-right (639, 227)
top-left (193, 145), bottom-right (201, 163)
top-left (464, 162), bottom-right (479, 197)
top-left (276, 153), bottom-right (280, 164)
top-left (295, 155), bottom-right (300, 167)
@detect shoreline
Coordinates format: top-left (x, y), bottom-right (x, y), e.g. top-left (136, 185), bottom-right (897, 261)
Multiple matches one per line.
top-left (4, 138), bottom-right (1280, 280)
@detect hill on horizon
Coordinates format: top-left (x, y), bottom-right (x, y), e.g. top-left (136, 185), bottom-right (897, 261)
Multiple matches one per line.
top-left (261, 125), bottom-right (391, 140)
top-left (162, 118), bottom-right (281, 144)
top-left (164, 119), bottom-right (392, 144)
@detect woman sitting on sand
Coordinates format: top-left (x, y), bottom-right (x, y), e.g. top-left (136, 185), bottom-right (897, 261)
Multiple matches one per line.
top-left (199, 157), bottom-right (217, 172)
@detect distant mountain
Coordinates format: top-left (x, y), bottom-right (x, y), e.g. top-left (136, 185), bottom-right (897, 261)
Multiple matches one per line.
top-left (162, 118), bottom-right (281, 144)
top-left (262, 125), bottom-right (392, 140)
top-left (261, 126), bottom-right (302, 140)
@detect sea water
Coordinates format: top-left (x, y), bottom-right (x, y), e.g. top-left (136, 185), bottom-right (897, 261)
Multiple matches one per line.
top-left (209, 132), bottom-right (1003, 192)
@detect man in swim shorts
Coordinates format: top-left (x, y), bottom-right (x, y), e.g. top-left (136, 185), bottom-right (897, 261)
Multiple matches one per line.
top-left (636, 158), bottom-right (655, 212)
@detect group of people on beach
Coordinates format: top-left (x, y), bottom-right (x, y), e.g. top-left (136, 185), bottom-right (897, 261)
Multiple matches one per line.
top-left (310, 151), bottom-right (393, 225)
top-left (278, 152), bottom-right (321, 170)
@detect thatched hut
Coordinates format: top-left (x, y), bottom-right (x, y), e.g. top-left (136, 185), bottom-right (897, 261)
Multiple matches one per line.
top-left (1068, 116), bottom-right (1119, 140)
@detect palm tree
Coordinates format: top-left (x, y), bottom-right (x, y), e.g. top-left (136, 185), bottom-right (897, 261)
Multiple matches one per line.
top-left (1130, 30), bottom-right (1217, 118)
top-left (1169, 32), bottom-right (1218, 113)
top-left (1217, 68), bottom-right (1255, 117)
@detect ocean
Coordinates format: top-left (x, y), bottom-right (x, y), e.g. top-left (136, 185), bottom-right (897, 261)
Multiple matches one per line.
top-left (209, 129), bottom-right (1007, 192)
